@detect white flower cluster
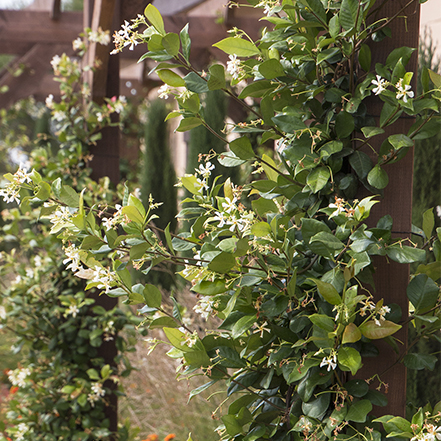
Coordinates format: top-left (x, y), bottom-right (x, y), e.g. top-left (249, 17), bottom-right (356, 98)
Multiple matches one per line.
top-left (193, 296), bottom-right (217, 320)
top-left (411, 424), bottom-right (441, 441)
top-left (328, 196), bottom-right (355, 218)
top-left (91, 265), bottom-right (117, 294)
top-left (180, 329), bottom-right (199, 348)
top-left (87, 26), bottom-right (111, 45)
top-left (47, 205), bottom-right (77, 233)
top-left (110, 18), bottom-right (141, 54)
top-left (14, 422), bottom-right (31, 441)
top-left (0, 164), bottom-right (32, 204)
top-left (210, 195), bottom-right (254, 233)
top-left (359, 299), bottom-right (391, 326)
top-left (371, 75), bottom-right (415, 103)
top-left (255, 0), bottom-right (281, 16)
top-left (196, 161), bottom-right (215, 191)
top-left (87, 382), bottom-right (105, 407)
top-left (101, 204), bottom-right (125, 231)
top-left (8, 367), bottom-right (32, 388)
top-left (63, 243), bottom-right (83, 274)
top-left (103, 320), bottom-right (116, 341)
top-left (226, 54), bottom-right (244, 80)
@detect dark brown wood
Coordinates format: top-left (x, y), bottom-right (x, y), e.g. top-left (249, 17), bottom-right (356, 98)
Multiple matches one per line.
top-left (50, 0), bottom-right (61, 20)
top-left (358, 0), bottom-right (421, 418)
top-left (0, 43), bottom-right (73, 108)
top-left (0, 10), bottom-right (82, 48)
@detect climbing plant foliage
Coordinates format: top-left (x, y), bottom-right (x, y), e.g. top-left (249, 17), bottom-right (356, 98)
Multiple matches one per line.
top-left (1, 1), bottom-right (441, 440)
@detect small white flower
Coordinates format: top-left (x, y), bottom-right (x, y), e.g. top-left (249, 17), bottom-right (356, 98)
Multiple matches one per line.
top-left (66, 304), bottom-right (80, 317)
top-left (50, 55), bottom-right (62, 71)
top-left (396, 79), bottom-right (414, 103)
top-left (213, 211), bottom-right (226, 227)
top-left (222, 196), bottom-right (238, 213)
top-left (91, 382), bottom-right (106, 397)
top-left (158, 84), bottom-right (171, 99)
top-left (226, 54), bottom-right (243, 80)
top-left (320, 354), bottom-right (337, 371)
top-left (197, 162), bottom-right (215, 178)
top-left (0, 305), bottom-right (6, 320)
top-left (72, 37), bottom-right (83, 51)
top-left (45, 94), bottom-right (55, 109)
top-left (371, 75), bottom-right (387, 95)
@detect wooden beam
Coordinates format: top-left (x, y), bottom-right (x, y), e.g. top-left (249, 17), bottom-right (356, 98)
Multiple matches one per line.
top-left (0, 43), bottom-right (73, 108)
top-left (0, 10), bottom-right (82, 50)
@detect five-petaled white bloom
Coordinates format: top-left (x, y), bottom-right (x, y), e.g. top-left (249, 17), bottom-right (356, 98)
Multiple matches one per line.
top-left (222, 196), bottom-right (238, 213)
top-left (197, 162), bottom-right (215, 178)
top-left (396, 79), bottom-right (414, 103)
top-left (158, 84), bottom-right (171, 99)
top-left (66, 304), bottom-right (80, 317)
top-left (371, 75), bottom-right (387, 95)
top-left (226, 54), bottom-right (243, 80)
top-left (320, 354), bottom-right (337, 371)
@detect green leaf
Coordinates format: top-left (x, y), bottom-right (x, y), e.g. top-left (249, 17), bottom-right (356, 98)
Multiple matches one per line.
top-left (349, 151), bottom-right (373, 179)
top-left (213, 38), bottom-right (260, 57)
top-left (229, 136), bottom-right (255, 160)
top-left (157, 69), bottom-right (185, 87)
top-left (386, 245), bottom-right (425, 264)
top-left (335, 111), bottom-right (354, 138)
top-left (361, 126), bottom-right (385, 138)
top-left (299, 0), bottom-right (327, 23)
top-left (307, 167), bottom-right (330, 193)
top-left (238, 80), bottom-right (274, 98)
top-left (258, 58), bottom-right (285, 79)
top-left (329, 14), bottom-right (340, 38)
top-left (176, 117), bottom-right (202, 132)
top-left (144, 4), bottom-right (165, 35)
top-left (422, 207), bottom-right (435, 239)
top-left (272, 114), bottom-right (307, 132)
top-left (309, 313), bottom-right (335, 332)
top-left (162, 32), bottom-right (180, 56)
top-left (208, 252), bottom-right (236, 274)
top-left (346, 400), bottom-right (372, 423)
top-left (386, 47), bottom-right (416, 69)
top-left (163, 327), bottom-right (192, 352)
top-left (193, 279), bottom-right (229, 295)
top-left (208, 64), bottom-right (226, 90)
top-left (320, 141), bottom-right (343, 160)
top-left (428, 69), bottom-right (441, 89)
top-left (188, 381), bottom-right (216, 402)
top-left (367, 165), bottom-right (389, 189)
top-left (359, 320), bottom-right (401, 339)
top-left (359, 44), bottom-right (371, 71)
top-left (121, 205), bottom-right (144, 225)
top-left (251, 222), bottom-right (272, 237)
top-left (340, 0), bottom-right (360, 30)
top-left (407, 274), bottom-right (439, 312)
top-left (180, 23), bottom-right (191, 62)
top-left (143, 284), bottom-right (162, 308)
top-left (309, 278), bottom-right (342, 305)
top-left (184, 72), bottom-right (210, 93)
top-left (231, 315), bottom-right (256, 339)
top-left (388, 134), bottom-right (413, 150)
top-left (59, 185), bottom-right (79, 207)
top-left (342, 323), bottom-right (362, 344)
top-left (404, 353), bottom-right (437, 371)
top-left (317, 47), bottom-right (340, 64)
top-left (338, 347), bottom-right (362, 375)
top-left (302, 393), bottom-right (330, 419)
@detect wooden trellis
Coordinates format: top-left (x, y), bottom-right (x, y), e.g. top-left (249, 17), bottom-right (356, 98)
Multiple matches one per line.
top-left (0, 0), bottom-right (421, 432)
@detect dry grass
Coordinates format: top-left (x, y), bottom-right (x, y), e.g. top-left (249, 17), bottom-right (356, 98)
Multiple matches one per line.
top-left (119, 291), bottom-right (227, 441)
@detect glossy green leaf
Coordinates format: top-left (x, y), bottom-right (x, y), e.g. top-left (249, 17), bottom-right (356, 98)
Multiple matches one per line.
top-left (346, 400), bottom-right (372, 423)
top-left (176, 117), bottom-right (202, 132)
top-left (386, 245), bottom-right (426, 264)
top-left (359, 320), bottom-right (401, 339)
top-left (359, 44), bottom-right (371, 71)
top-left (208, 64), bottom-right (226, 90)
top-left (157, 69), bottom-right (185, 87)
top-left (232, 315), bottom-right (257, 339)
top-left (162, 32), bottom-right (180, 56)
top-left (342, 323), bottom-right (362, 344)
top-left (361, 126), bottom-right (385, 138)
top-left (251, 222), bottom-right (272, 237)
top-left (338, 346), bottom-right (362, 375)
top-left (59, 185), bottom-right (79, 207)
top-left (229, 136), bottom-right (255, 160)
top-left (258, 59), bottom-right (285, 79)
top-left (404, 353), bottom-right (438, 371)
top-left (143, 284), bottom-right (162, 308)
top-left (340, 0), bottom-right (360, 30)
top-left (307, 167), bottom-right (330, 193)
top-left (208, 252), bottom-right (236, 274)
top-left (180, 23), bottom-right (191, 61)
top-left (422, 207), bottom-right (435, 240)
top-left (213, 38), bottom-right (260, 57)
top-left (144, 4), bottom-right (165, 35)
top-left (184, 72), bottom-right (210, 93)
top-left (367, 165), bottom-right (389, 189)
top-left (335, 111), bottom-right (354, 139)
top-left (407, 274), bottom-right (439, 312)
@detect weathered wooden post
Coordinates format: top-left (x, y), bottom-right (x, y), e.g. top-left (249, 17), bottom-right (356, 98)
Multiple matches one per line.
top-left (360, 0), bottom-right (421, 417)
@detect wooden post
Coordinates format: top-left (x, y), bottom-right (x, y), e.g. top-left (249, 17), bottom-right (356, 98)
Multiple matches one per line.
top-left (84, 0), bottom-right (120, 435)
top-left (359, 0), bottom-right (421, 418)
